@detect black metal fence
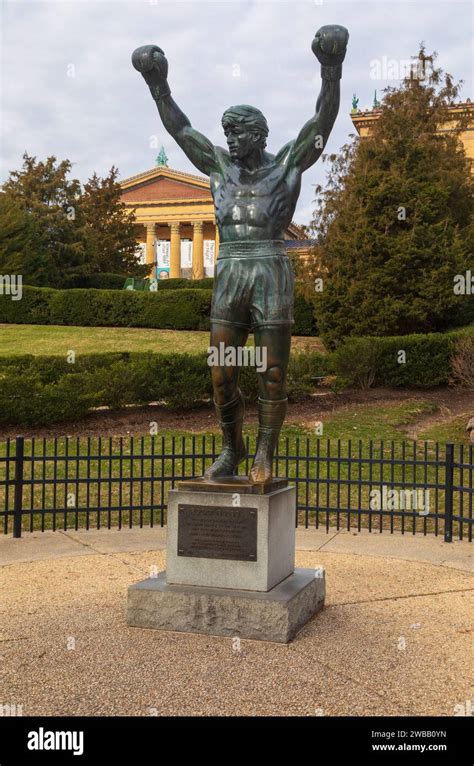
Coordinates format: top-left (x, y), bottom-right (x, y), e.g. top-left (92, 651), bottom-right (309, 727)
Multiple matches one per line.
top-left (0, 436), bottom-right (472, 541)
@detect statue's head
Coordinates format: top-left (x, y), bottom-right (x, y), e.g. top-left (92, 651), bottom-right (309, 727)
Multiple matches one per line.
top-left (221, 105), bottom-right (269, 159)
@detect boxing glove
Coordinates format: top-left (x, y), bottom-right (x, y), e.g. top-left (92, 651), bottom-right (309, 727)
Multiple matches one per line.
top-left (312, 25), bottom-right (349, 75)
top-left (132, 45), bottom-right (171, 100)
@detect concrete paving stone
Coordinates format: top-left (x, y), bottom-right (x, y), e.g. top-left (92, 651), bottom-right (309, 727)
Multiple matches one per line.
top-left (1, 547), bottom-right (472, 717)
top-left (296, 591), bottom-right (473, 716)
top-left (1, 617), bottom-right (404, 717)
top-left (1, 526), bottom-right (471, 571)
top-left (0, 527), bottom-right (168, 566)
top-left (315, 528), bottom-right (473, 573)
top-left (295, 551), bottom-right (473, 605)
top-left (0, 531), bottom-right (90, 566)
top-left (63, 526), bottom-right (167, 554)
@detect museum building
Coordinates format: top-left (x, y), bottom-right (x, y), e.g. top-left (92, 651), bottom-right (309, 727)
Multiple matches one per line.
top-left (121, 98), bottom-right (473, 281)
top-left (119, 148), bottom-right (313, 280)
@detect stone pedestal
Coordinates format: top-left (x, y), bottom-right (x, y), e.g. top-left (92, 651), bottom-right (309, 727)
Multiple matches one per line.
top-left (127, 483), bottom-right (325, 642)
top-left (127, 568), bottom-right (325, 643)
top-left (166, 485), bottom-right (296, 591)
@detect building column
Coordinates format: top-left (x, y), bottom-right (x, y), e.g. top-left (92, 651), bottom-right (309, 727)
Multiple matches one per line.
top-left (168, 221), bottom-right (181, 278)
top-left (215, 225), bottom-right (220, 260)
top-left (191, 221), bottom-right (204, 279)
top-left (145, 222), bottom-right (156, 270)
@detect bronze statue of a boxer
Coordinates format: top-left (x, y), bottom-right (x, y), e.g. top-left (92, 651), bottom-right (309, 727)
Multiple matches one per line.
top-left (132, 25), bottom-right (348, 483)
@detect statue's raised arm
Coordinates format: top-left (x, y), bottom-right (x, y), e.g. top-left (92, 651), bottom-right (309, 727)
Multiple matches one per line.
top-left (285, 25), bottom-right (349, 173)
top-left (132, 45), bottom-right (219, 177)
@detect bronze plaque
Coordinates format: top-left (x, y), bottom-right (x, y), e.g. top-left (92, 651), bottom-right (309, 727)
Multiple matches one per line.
top-left (177, 504), bottom-right (257, 561)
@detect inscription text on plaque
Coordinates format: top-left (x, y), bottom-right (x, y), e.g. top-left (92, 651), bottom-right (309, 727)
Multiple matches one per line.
top-left (177, 504), bottom-right (257, 562)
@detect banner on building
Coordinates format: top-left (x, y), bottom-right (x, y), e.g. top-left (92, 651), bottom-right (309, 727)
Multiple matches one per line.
top-left (156, 240), bottom-right (170, 279)
top-left (203, 239), bottom-right (215, 276)
top-left (180, 239), bottom-right (193, 269)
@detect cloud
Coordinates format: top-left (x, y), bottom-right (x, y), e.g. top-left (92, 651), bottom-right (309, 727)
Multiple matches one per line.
top-left (1, 0), bottom-right (472, 224)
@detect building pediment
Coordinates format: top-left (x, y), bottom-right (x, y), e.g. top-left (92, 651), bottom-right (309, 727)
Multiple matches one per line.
top-left (121, 166), bottom-right (211, 203)
top-left (121, 165), bottom-right (308, 240)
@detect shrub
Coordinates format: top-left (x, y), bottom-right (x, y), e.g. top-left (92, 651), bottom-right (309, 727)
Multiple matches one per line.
top-left (158, 277), bottom-right (214, 290)
top-left (44, 272), bottom-right (131, 290)
top-left (0, 284), bottom-right (317, 335)
top-left (139, 290), bottom-right (212, 330)
top-left (0, 286), bottom-right (212, 331)
top-left (0, 286), bottom-right (54, 324)
top-left (85, 273), bottom-right (130, 290)
top-left (450, 335), bottom-right (474, 390)
top-left (330, 338), bottom-right (383, 389)
top-left (0, 370), bottom-right (94, 426)
top-left (287, 351), bottom-right (329, 399)
top-left (0, 349), bottom-right (329, 425)
top-left (331, 328), bottom-right (474, 389)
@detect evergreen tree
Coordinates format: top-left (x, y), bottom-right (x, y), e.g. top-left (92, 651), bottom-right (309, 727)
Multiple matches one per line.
top-left (306, 49), bottom-right (473, 348)
top-left (0, 194), bottom-right (35, 274)
top-left (80, 167), bottom-right (148, 277)
top-left (2, 153), bottom-right (87, 287)
top-left (2, 156), bottom-right (147, 287)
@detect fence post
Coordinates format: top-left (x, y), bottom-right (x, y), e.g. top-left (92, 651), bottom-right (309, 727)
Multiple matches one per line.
top-left (13, 437), bottom-right (24, 539)
top-left (444, 443), bottom-right (454, 543)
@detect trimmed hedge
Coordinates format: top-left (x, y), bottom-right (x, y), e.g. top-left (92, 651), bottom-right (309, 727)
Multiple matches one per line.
top-left (158, 278), bottom-right (317, 335)
top-left (0, 350), bottom-right (328, 425)
top-left (0, 286), bottom-right (212, 331)
top-left (331, 327), bottom-right (474, 389)
top-left (26, 273), bottom-right (135, 290)
top-left (1, 326), bottom-right (471, 424)
top-left (0, 285), bottom-right (316, 335)
top-left (158, 277), bottom-right (214, 290)
top-left (84, 273), bottom-right (131, 290)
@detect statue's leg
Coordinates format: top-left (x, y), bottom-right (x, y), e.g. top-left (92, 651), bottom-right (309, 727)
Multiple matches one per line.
top-left (249, 323), bottom-right (292, 483)
top-left (204, 320), bottom-right (249, 479)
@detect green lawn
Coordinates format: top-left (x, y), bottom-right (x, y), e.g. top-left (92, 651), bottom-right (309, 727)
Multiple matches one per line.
top-left (0, 324), bottom-right (325, 356)
top-left (419, 415), bottom-right (470, 444)
top-left (295, 401), bottom-right (441, 442)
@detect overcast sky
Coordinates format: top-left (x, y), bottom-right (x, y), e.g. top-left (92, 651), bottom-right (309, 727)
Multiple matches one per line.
top-left (1, 0), bottom-right (472, 225)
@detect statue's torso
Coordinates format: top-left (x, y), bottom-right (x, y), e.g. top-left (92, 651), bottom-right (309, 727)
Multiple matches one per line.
top-left (210, 148), bottom-right (302, 241)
